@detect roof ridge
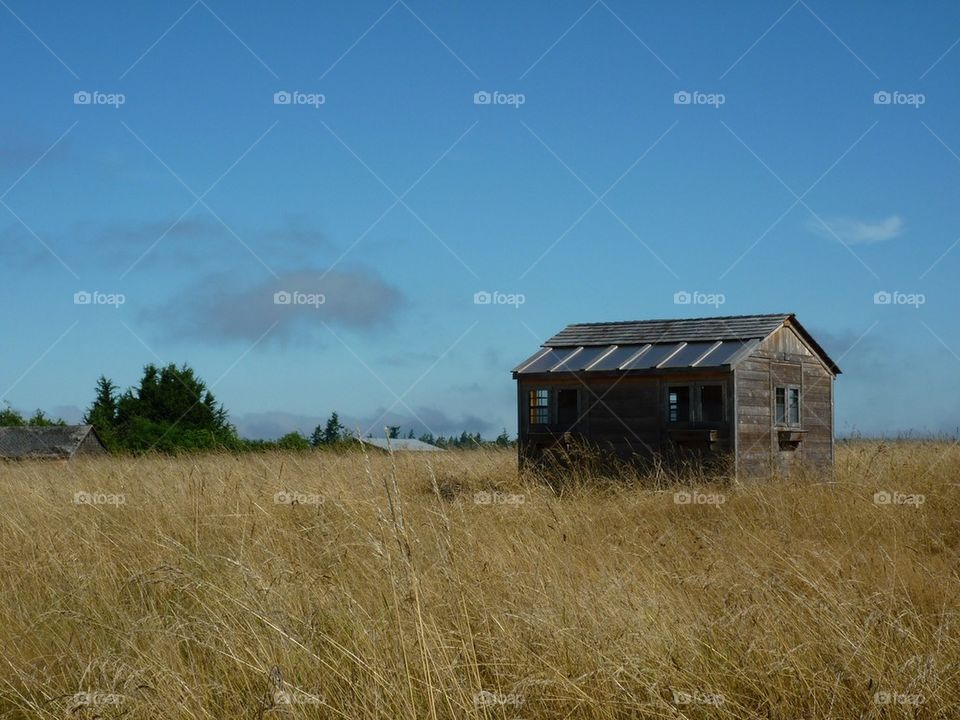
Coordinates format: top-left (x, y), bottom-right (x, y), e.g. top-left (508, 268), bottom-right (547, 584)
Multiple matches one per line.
top-left (564, 313), bottom-right (791, 328)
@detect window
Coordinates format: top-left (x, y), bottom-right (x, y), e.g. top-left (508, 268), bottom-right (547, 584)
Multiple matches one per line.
top-left (668, 386), bottom-right (691, 422)
top-left (700, 384), bottom-right (724, 422)
top-left (668, 383), bottom-right (724, 423)
top-left (775, 387), bottom-right (786, 424)
top-left (557, 389), bottom-right (578, 428)
top-left (528, 389), bottom-right (550, 425)
top-left (788, 387), bottom-right (800, 424)
top-left (775, 386), bottom-right (801, 426)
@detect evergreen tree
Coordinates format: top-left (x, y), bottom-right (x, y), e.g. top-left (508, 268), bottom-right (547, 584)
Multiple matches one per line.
top-left (83, 376), bottom-right (119, 449)
top-left (112, 363), bottom-right (237, 453)
top-left (323, 412), bottom-right (345, 444)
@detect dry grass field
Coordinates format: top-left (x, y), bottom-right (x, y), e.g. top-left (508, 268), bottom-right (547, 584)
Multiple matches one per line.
top-left (0, 441), bottom-right (958, 719)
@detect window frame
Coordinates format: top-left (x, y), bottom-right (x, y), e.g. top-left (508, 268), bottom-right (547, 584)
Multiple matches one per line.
top-left (774, 384), bottom-right (802, 428)
top-left (527, 388), bottom-right (551, 427)
top-left (667, 384), bottom-right (692, 423)
top-left (665, 381), bottom-right (726, 424)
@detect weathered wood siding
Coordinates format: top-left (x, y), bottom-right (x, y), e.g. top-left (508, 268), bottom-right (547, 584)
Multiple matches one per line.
top-left (734, 325), bottom-right (834, 476)
top-left (517, 372), bottom-right (734, 463)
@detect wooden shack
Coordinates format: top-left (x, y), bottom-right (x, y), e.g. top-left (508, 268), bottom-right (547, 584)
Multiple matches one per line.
top-left (511, 314), bottom-right (840, 476)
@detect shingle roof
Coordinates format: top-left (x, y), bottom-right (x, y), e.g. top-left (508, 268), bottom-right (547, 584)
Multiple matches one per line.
top-left (544, 313), bottom-right (791, 346)
top-left (359, 438), bottom-right (444, 452)
top-left (513, 313), bottom-right (840, 375)
top-left (0, 425), bottom-right (102, 459)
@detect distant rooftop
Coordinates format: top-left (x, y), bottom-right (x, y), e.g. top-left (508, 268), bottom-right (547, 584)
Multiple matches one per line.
top-left (358, 437), bottom-right (444, 452)
top-left (0, 425), bottom-right (105, 460)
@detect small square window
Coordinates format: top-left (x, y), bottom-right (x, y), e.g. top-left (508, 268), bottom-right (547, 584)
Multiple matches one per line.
top-left (528, 389), bottom-right (550, 426)
top-left (668, 386), bottom-right (690, 423)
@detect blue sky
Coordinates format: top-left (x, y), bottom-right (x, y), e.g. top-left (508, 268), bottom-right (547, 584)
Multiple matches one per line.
top-left (1, 0), bottom-right (959, 438)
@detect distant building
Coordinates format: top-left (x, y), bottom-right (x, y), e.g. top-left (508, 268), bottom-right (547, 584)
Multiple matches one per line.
top-left (358, 437), bottom-right (444, 453)
top-left (0, 425), bottom-right (107, 460)
top-left (512, 313), bottom-right (840, 476)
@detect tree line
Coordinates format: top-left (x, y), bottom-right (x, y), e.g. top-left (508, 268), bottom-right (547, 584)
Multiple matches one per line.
top-left (0, 363), bottom-right (513, 454)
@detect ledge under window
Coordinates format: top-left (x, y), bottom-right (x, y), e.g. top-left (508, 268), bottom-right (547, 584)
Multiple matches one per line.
top-left (777, 429), bottom-right (807, 450)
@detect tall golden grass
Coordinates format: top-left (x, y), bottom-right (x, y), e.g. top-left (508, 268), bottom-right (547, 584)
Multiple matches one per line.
top-left (0, 441), bottom-right (957, 718)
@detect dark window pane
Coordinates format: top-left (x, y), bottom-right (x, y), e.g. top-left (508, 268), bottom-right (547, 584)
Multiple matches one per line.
top-left (788, 388), bottom-right (800, 424)
top-left (557, 389), bottom-right (578, 428)
top-left (700, 385), bottom-right (724, 422)
top-left (668, 386), bottom-right (690, 423)
top-left (528, 389), bottom-right (550, 425)
top-left (775, 387), bottom-right (786, 424)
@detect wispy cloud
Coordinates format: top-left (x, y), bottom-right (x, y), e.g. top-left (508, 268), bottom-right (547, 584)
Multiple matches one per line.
top-left (808, 215), bottom-right (904, 245)
top-left (141, 266), bottom-right (404, 345)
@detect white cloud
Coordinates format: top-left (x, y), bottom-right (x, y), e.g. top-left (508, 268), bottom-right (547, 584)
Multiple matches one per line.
top-left (808, 215), bottom-right (903, 245)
